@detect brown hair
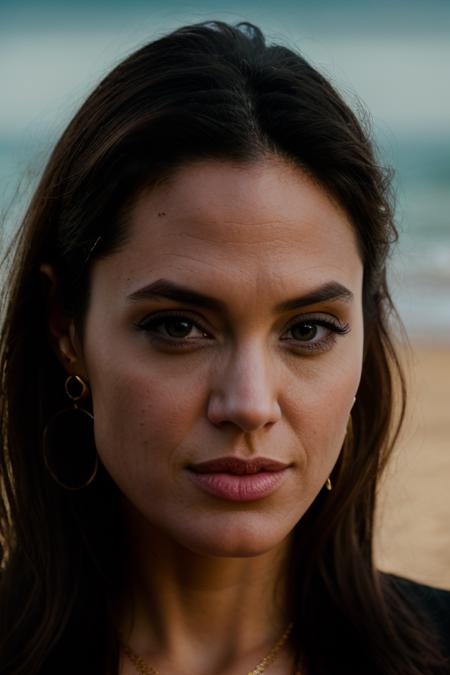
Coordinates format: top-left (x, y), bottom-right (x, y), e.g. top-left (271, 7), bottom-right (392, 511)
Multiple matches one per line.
top-left (0, 21), bottom-right (446, 674)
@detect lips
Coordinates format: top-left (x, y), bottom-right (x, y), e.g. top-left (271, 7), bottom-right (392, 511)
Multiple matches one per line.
top-left (187, 456), bottom-right (290, 502)
top-left (189, 456), bottom-right (290, 475)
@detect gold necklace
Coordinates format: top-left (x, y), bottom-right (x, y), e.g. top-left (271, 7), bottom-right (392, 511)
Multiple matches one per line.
top-left (120, 622), bottom-right (294, 675)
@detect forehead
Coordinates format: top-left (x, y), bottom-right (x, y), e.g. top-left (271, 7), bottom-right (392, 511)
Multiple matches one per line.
top-left (92, 157), bottom-right (363, 303)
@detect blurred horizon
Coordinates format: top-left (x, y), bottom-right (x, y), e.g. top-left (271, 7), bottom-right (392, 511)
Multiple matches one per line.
top-left (1, 0), bottom-right (449, 340)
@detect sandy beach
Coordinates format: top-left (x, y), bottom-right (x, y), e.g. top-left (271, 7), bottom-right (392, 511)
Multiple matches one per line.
top-left (375, 342), bottom-right (450, 590)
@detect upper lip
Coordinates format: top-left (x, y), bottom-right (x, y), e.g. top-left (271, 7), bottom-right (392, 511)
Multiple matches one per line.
top-left (189, 456), bottom-right (290, 475)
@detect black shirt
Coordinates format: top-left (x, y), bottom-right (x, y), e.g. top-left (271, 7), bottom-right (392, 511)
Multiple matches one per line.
top-left (386, 573), bottom-right (450, 661)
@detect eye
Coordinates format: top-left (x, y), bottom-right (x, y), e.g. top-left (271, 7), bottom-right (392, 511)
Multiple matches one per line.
top-left (281, 317), bottom-right (350, 351)
top-left (135, 312), bottom-right (211, 343)
top-left (158, 317), bottom-right (201, 339)
top-left (287, 322), bottom-right (322, 341)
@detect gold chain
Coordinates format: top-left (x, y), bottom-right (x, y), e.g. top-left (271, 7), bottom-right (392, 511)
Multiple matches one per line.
top-left (120, 622), bottom-right (293, 675)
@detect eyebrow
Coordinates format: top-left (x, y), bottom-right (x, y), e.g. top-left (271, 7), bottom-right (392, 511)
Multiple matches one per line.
top-left (127, 278), bottom-right (353, 312)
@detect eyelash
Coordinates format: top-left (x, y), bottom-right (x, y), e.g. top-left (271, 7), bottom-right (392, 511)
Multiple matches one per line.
top-left (282, 316), bottom-right (350, 352)
top-left (134, 310), bottom-right (350, 353)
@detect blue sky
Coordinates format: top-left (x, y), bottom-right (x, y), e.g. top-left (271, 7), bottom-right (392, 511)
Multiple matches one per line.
top-left (1, 0), bottom-right (450, 144)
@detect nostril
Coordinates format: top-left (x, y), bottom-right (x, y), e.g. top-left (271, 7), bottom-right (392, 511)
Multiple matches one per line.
top-left (207, 394), bottom-right (281, 432)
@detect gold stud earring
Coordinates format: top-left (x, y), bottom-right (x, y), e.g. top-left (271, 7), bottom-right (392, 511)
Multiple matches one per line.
top-left (325, 477), bottom-right (332, 491)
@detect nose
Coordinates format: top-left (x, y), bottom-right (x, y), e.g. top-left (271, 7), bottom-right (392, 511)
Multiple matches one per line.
top-left (207, 343), bottom-right (282, 432)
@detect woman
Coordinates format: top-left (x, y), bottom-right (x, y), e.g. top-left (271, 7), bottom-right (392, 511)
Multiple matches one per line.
top-left (0, 20), bottom-right (448, 675)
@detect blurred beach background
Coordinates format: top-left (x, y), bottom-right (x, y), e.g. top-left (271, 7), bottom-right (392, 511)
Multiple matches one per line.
top-left (1, 0), bottom-right (449, 587)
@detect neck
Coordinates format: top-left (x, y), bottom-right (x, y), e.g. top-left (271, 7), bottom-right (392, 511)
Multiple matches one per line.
top-left (117, 504), bottom-right (295, 674)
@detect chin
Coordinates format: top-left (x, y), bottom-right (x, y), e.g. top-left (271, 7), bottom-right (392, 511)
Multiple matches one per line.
top-left (173, 518), bottom-right (294, 559)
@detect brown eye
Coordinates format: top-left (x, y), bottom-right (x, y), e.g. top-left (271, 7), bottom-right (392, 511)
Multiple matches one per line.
top-left (281, 317), bottom-right (350, 351)
top-left (290, 323), bottom-right (318, 341)
top-left (135, 312), bottom-right (211, 343)
top-left (164, 318), bottom-right (195, 338)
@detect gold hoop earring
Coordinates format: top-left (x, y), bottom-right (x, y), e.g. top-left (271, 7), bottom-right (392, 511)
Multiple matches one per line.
top-left (43, 375), bottom-right (98, 491)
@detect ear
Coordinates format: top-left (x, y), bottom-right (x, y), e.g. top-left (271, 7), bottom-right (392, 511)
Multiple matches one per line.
top-left (40, 263), bottom-right (88, 379)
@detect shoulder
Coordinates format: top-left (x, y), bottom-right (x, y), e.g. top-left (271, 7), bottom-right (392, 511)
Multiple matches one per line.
top-left (382, 572), bottom-right (450, 656)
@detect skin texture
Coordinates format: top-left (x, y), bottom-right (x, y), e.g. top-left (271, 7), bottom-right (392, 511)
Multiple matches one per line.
top-left (49, 156), bottom-right (364, 674)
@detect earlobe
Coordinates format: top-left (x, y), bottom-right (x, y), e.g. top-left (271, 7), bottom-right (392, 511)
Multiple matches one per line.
top-left (40, 263), bottom-right (84, 374)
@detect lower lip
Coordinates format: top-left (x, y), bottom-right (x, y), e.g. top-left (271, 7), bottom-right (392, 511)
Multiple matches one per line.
top-left (187, 470), bottom-right (287, 502)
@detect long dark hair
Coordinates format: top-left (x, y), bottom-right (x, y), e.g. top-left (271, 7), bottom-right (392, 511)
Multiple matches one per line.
top-left (0, 21), bottom-right (446, 675)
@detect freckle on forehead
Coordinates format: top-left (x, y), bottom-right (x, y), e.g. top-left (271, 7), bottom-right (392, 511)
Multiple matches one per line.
top-left (133, 159), bottom-right (352, 233)
top-left (96, 158), bottom-right (362, 304)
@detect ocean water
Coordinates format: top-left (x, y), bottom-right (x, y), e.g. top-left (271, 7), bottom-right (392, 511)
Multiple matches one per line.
top-left (381, 136), bottom-right (450, 341)
top-left (1, 134), bottom-right (449, 342)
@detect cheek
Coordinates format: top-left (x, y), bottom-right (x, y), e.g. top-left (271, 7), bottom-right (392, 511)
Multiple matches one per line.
top-left (283, 340), bottom-right (362, 477)
top-left (87, 357), bottom-right (203, 490)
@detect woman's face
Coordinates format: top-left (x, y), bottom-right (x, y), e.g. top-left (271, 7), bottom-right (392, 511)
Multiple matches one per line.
top-left (80, 156), bottom-right (364, 557)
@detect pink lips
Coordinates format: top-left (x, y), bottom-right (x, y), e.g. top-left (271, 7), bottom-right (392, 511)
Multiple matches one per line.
top-left (187, 456), bottom-right (290, 502)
